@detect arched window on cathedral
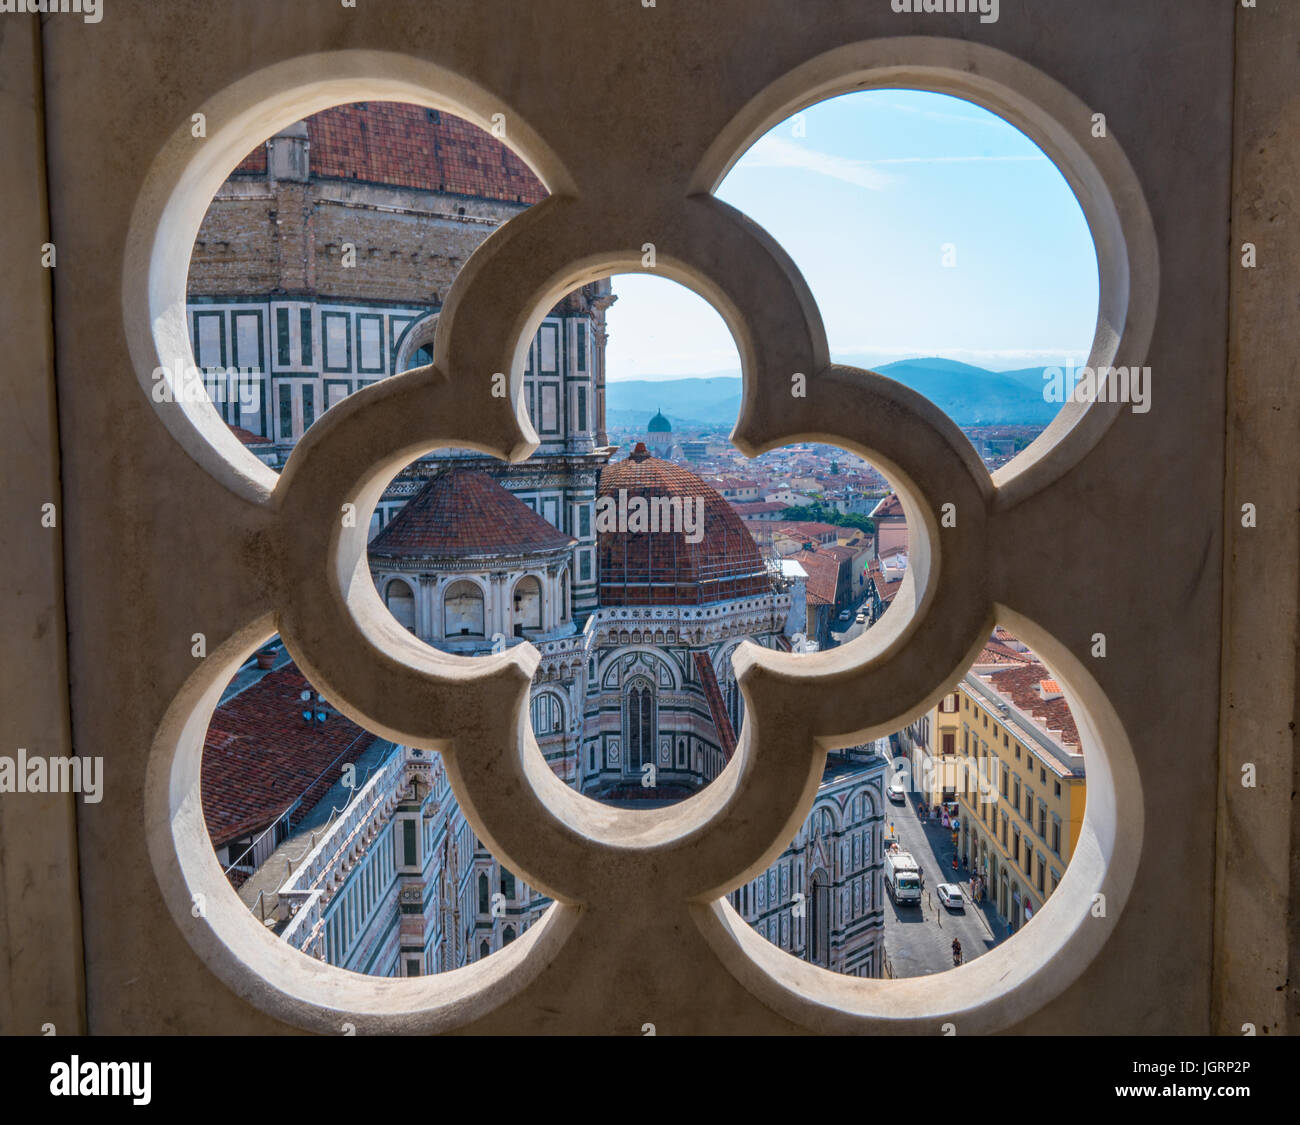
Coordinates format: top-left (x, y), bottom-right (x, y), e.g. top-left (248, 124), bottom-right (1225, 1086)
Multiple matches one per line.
top-left (530, 693), bottom-right (563, 736)
top-left (809, 869), bottom-right (831, 967)
top-left (721, 657), bottom-right (743, 734)
top-left (503, 925), bottom-right (516, 946)
top-left (624, 677), bottom-right (656, 774)
top-left (500, 866), bottom-right (516, 900)
top-left (815, 807), bottom-right (835, 840)
top-left (479, 940), bottom-right (490, 961)
top-left (477, 872), bottom-right (489, 915)
top-left (443, 580), bottom-right (484, 637)
top-left (384, 579), bottom-right (416, 633)
top-left (512, 575), bottom-right (542, 634)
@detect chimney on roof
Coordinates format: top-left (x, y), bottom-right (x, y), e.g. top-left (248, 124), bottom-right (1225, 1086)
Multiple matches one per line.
top-left (1038, 679), bottom-right (1063, 701)
top-left (267, 121), bottom-right (310, 183)
top-left (630, 441), bottom-right (650, 461)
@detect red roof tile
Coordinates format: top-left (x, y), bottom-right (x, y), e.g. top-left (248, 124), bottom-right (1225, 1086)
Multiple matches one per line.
top-left (867, 558), bottom-right (902, 604)
top-left (821, 545), bottom-right (858, 563)
top-left (981, 664), bottom-right (1081, 749)
top-left (598, 445), bottom-right (771, 606)
top-left (975, 639), bottom-right (1036, 666)
top-left (370, 469), bottom-right (574, 560)
top-left (871, 493), bottom-right (905, 519)
top-left (731, 501), bottom-right (788, 515)
top-left (202, 665), bottom-right (379, 847)
top-left (788, 549), bottom-right (840, 606)
top-left (233, 102), bottom-right (546, 204)
top-left (228, 424), bottom-right (273, 447)
top-left (775, 521), bottom-right (843, 539)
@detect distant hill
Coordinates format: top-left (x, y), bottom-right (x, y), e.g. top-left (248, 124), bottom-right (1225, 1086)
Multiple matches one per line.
top-left (606, 359), bottom-right (1058, 427)
top-left (997, 365), bottom-right (1066, 394)
top-left (874, 359), bottom-right (1057, 425)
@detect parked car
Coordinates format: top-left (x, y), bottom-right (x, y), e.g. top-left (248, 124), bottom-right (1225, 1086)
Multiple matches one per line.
top-left (855, 612), bottom-right (867, 625)
top-left (937, 883), bottom-right (965, 910)
top-left (838, 610), bottom-right (852, 621)
top-left (887, 777), bottom-right (908, 803)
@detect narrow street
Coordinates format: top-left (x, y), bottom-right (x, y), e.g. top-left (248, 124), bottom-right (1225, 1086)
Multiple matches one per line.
top-left (880, 785), bottom-right (1012, 977)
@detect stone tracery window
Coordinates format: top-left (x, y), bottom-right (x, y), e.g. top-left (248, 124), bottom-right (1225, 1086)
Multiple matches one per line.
top-left (128, 22), bottom-right (1160, 1034)
top-left (530, 692), bottom-right (564, 736)
top-left (623, 677), bottom-right (656, 775)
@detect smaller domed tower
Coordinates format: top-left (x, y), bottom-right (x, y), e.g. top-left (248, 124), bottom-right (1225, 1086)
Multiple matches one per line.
top-left (645, 408), bottom-right (675, 460)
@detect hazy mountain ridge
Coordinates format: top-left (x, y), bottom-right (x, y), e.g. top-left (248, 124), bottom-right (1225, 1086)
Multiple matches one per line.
top-left (607, 359), bottom-right (1058, 428)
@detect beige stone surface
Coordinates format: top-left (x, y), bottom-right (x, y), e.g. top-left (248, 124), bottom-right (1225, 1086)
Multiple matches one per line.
top-left (0, 0), bottom-right (1292, 1034)
top-left (1216, 1), bottom-right (1300, 1038)
top-left (0, 14), bottom-right (85, 1037)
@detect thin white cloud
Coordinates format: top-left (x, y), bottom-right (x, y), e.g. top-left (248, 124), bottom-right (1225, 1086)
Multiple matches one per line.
top-left (867, 99), bottom-right (1011, 129)
top-left (740, 135), bottom-right (894, 191)
top-left (739, 135), bottom-right (1046, 189)
top-left (865, 155), bottom-right (1047, 165)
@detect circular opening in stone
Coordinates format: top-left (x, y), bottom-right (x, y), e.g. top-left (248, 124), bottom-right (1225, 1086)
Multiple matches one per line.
top-left (199, 649), bottom-right (546, 977)
top-left (732, 626), bottom-right (1087, 980)
top-left (180, 100), bottom-right (548, 474)
top-left (717, 89), bottom-right (1107, 477)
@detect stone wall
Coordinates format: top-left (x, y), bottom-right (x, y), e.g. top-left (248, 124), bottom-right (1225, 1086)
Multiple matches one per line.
top-left (190, 175), bottom-right (529, 303)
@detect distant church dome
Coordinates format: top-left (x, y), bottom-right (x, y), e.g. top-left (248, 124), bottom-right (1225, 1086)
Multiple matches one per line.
top-left (647, 409), bottom-right (672, 433)
top-left (597, 443), bottom-right (770, 606)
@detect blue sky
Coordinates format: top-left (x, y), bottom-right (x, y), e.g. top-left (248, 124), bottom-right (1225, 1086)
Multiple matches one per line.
top-left (603, 89), bottom-right (1099, 380)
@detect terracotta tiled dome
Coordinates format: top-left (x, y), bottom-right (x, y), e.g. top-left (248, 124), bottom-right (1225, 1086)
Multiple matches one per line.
top-left (235, 102), bottom-right (546, 205)
top-left (369, 469), bottom-right (573, 561)
top-left (598, 444), bottom-right (771, 606)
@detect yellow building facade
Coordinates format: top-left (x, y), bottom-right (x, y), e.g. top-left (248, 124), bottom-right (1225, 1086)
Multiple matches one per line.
top-left (895, 689), bottom-right (962, 808)
top-left (956, 663), bottom-right (1087, 932)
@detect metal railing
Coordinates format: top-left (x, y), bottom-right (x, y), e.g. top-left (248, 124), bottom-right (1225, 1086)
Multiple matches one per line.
top-left (221, 800), bottom-right (301, 877)
top-left (276, 748), bottom-right (410, 951)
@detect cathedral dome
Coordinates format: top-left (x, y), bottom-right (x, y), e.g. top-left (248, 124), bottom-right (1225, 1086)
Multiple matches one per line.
top-left (646, 409), bottom-right (672, 433)
top-left (597, 444), bottom-right (771, 606)
top-left (370, 468), bottom-right (573, 562)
